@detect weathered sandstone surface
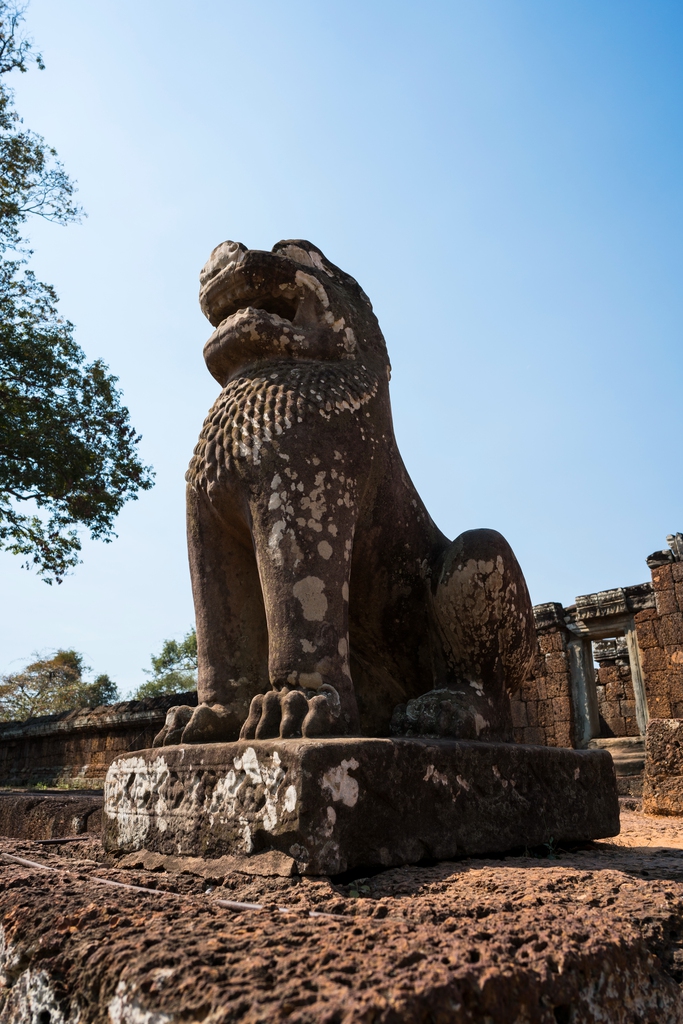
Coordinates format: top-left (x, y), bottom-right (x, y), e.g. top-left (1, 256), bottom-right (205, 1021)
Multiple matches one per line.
top-left (0, 791), bottom-right (102, 841)
top-left (0, 811), bottom-right (682, 1022)
top-left (102, 739), bottom-right (619, 875)
top-left (644, 718), bottom-right (683, 815)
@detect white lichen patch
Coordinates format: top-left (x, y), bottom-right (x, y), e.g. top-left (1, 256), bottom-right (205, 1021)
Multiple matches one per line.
top-left (321, 758), bottom-right (360, 807)
top-left (240, 816), bottom-right (253, 853)
top-left (300, 472), bottom-right (328, 522)
top-left (293, 576), bottom-right (328, 621)
top-left (423, 764), bottom-right (449, 787)
top-left (474, 713), bottom-right (489, 736)
top-left (344, 327), bottom-right (357, 354)
top-left (319, 803), bottom-right (338, 839)
top-left (299, 671), bottom-right (323, 689)
top-left (209, 747), bottom-right (286, 836)
top-left (317, 540), bottom-right (333, 560)
top-left (268, 520), bottom-right (286, 566)
top-left (294, 270), bottom-right (330, 307)
top-left (105, 756), bottom-right (171, 848)
top-left (108, 980), bottom-right (173, 1024)
top-left (308, 249), bottom-right (334, 276)
top-left (1, 965), bottom-right (75, 1024)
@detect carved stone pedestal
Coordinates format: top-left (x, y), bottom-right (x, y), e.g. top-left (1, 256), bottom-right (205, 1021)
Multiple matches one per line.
top-left (103, 738), bottom-right (619, 876)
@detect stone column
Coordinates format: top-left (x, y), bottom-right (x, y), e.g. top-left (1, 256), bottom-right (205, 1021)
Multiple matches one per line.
top-left (624, 619), bottom-right (649, 736)
top-left (567, 637), bottom-right (600, 747)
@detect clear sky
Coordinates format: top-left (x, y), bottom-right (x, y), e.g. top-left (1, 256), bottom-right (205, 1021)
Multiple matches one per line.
top-left (1, 0), bottom-right (682, 694)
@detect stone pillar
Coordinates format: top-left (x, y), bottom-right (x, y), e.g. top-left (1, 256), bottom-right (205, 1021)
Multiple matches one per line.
top-left (567, 637), bottom-right (600, 747)
top-left (624, 620), bottom-right (649, 736)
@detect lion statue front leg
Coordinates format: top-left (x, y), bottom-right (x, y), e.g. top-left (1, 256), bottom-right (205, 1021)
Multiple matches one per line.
top-left (155, 405), bottom-right (366, 746)
top-left (237, 465), bottom-right (361, 739)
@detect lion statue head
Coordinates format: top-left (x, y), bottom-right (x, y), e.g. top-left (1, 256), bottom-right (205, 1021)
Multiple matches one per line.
top-left (198, 239), bottom-right (390, 387)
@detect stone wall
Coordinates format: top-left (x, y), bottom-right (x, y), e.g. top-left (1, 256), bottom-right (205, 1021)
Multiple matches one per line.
top-left (0, 692), bottom-right (197, 789)
top-left (0, 791), bottom-right (103, 839)
top-left (594, 639), bottom-right (640, 738)
top-left (633, 560), bottom-right (683, 721)
top-left (510, 603), bottom-right (574, 748)
top-left (511, 532), bottom-right (683, 750)
top-left (642, 717), bottom-right (683, 815)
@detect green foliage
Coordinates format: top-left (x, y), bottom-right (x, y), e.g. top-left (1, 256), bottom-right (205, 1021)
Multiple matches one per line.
top-left (0, 2), bottom-right (153, 583)
top-left (347, 883), bottom-right (371, 899)
top-left (86, 673), bottom-right (119, 707)
top-left (134, 628), bottom-right (198, 699)
top-left (0, 648), bottom-right (120, 721)
top-left (0, 4), bottom-right (79, 256)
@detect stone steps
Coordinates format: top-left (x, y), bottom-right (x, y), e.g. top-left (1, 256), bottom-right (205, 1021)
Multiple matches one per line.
top-left (587, 737), bottom-right (644, 796)
top-left (587, 737), bottom-right (645, 774)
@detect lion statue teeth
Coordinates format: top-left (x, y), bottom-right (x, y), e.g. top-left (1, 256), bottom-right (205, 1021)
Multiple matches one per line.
top-left (154, 239), bottom-right (535, 747)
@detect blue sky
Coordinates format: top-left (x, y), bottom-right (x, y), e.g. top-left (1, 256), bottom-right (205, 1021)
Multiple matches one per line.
top-left (1, 0), bottom-right (682, 693)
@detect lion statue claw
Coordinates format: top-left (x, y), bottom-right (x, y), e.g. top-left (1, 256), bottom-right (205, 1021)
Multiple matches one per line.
top-left (155, 239), bottom-right (535, 746)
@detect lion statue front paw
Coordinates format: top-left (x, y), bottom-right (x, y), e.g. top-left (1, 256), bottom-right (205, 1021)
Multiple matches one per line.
top-left (153, 702), bottom-right (243, 747)
top-left (240, 684), bottom-right (342, 739)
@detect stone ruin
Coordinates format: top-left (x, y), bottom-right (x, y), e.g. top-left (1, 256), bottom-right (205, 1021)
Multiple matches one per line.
top-left (510, 531), bottom-right (683, 800)
top-left (101, 240), bottom-right (618, 874)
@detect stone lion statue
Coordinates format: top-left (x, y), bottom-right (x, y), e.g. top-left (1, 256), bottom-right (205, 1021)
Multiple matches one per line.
top-left (154, 240), bottom-right (535, 747)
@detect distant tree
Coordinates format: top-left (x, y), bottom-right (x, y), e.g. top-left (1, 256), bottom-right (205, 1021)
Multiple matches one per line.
top-left (85, 673), bottom-right (119, 707)
top-left (0, 648), bottom-right (120, 721)
top-left (134, 628), bottom-right (197, 699)
top-left (0, 1), bottom-right (153, 584)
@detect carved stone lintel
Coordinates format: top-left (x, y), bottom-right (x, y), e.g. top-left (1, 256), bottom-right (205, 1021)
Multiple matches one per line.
top-left (646, 531), bottom-right (683, 568)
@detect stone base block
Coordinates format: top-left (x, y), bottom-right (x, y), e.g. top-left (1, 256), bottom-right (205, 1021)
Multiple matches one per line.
top-left (103, 738), bottom-right (619, 875)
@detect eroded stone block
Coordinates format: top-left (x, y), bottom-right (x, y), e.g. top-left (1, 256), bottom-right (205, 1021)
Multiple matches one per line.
top-left (643, 718), bottom-right (683, 815)
top-left (103, 738), bottom-right (619, 875)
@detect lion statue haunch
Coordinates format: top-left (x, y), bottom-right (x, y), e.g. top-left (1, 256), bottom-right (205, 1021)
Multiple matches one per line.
top-left (154, 239), bottom-right (535, 748)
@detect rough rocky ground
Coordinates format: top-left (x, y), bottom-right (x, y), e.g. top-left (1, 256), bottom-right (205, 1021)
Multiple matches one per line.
top-left (0, 810), bottom-right (682, 1023)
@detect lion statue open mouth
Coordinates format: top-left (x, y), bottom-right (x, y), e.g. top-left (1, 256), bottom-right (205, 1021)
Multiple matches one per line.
top-left (154, 239), bottom-right (535, 747)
